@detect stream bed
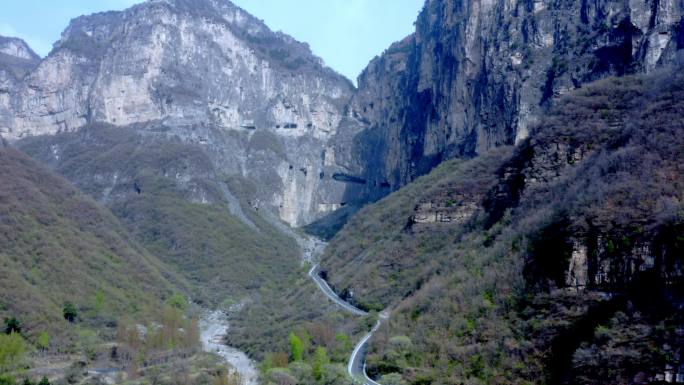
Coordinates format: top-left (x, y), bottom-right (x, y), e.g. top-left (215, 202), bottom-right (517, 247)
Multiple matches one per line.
top-left (200, 310), bottom-right (259, 385)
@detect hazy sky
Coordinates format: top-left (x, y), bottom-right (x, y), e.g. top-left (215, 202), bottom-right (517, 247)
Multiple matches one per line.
top-left (0, 0), bottom-right (423, 82)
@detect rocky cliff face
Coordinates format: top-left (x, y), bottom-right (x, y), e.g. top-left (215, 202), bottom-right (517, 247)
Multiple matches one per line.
top-left (0, 36), bottom-right (39, 61)
top-left (321, 65), bottom-right (684, 385)
top-left (4, 0), bottom-right (684, 226)
top-left (1, 0), bottom-right (356, 225)
top-left (0, 36), bottom-right (40, 139)
top-left (342, 0), bottom-right (684, 202)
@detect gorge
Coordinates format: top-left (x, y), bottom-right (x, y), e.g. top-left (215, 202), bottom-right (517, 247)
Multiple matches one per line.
top-left (0, 0), bottom-right (682, 384)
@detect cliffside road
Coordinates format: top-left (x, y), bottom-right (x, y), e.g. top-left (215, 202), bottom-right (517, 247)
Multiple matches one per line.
top-left (308, 264), bottom-right (367, 316)
top-left (307, 245), bottom-right (389, 385)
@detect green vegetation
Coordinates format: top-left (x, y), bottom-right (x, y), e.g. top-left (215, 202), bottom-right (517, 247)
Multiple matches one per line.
top-left (112, 184), bottom-right (299, 305)
top-left (312, 347), bottom-right (330, 380)
top-left (35, 332), bottom-right (49, 351)
top-left (14, 125), bottom-right (333, 382)
top-left (3, 318), bottom-right (21, 335)
top-left (0, 147), bottom-right (237, 385)
top-left (0, 333), bottom-right (26, 372)
top-left (166, 293), bottom-right (188, 311)
top-left (18, 125), bottom-right (300, 306)
top-left (321, 65), bottom-right (684, 384)
top-left (225, 259), bottom-right (362, 362)
top-left (62, 302), bottom-right (77, 323)
top-left (0, 147), bottom-right (177, 342)
top-left (289, 332), bottom-right (304, 361)
top-left (259, 326), bottom-right (354, 385)
top-left (320, 148), bottom-right (512, 310)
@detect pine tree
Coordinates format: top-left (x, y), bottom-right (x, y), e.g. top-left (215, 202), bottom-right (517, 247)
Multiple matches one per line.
top-left (62, 303), bottom-right (77, 323)
top-left (3, 317), bottom-right (21, 335)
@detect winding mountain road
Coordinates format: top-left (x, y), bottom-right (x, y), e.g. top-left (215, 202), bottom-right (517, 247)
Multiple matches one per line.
top-left (308, 261), bottom-right (388, 385)
top-left (347, 312), bottom-right (390, 385)
top-left (308, 264), bottom-right (367, 316)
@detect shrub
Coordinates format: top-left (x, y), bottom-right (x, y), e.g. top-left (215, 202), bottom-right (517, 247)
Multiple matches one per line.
top-left (0, 333), bottom-right (26, 371)
top-left (379, 373), bottom-right (407, 385)
top-left (63, 302), bottom-right (78, 323)
top-left (36, 331), bottom-right (49, 351)
top-left (3, 317), bottom-right (21, 335)
top-left (166, 293), bottom-right (188, 311)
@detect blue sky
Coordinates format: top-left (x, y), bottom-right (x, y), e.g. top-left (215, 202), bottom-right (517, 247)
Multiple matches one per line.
top-left (0, 0), bottom-right (424, 82)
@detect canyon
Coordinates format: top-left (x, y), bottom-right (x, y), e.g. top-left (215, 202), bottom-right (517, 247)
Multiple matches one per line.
top-left (0, 0), bottom-right (683, 384)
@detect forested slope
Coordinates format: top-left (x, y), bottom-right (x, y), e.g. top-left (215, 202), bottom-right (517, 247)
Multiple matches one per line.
top-left (321, 65), bottom-right (684, 385)
top-left (0, 145), bottom-right (181, 340)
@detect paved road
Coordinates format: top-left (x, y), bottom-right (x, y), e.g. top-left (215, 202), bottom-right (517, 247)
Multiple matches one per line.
top-left (308, 264), bottom-right (367, 316)
top-left (307, 258), bottom-right (388, 385)
top-left (347, 313), bottom-right (389, 385)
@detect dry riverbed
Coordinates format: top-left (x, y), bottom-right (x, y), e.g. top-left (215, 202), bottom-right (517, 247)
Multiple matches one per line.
top-left (200, 310), bottom-right (259, 385)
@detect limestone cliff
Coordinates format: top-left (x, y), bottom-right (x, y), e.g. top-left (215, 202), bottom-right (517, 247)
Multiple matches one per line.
top-left (0, 36), bottom-right (40, 137)
top-left (1, 0), bottom-right (359, 225)
top-left (4, 0), bottom-right (684, 227)
top-left (341, 0), bottom-right (684, 203)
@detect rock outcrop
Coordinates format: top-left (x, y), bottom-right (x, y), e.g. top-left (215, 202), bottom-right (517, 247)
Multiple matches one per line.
top-left (0, 36), bottom-right (40, 137)
top-left (341, 0), bottom-right (684, 203)
top-left (0, 36), bottom-right (40, 63)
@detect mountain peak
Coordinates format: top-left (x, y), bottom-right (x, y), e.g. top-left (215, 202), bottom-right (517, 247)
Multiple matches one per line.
top-left (0, 35), bottom-right (40, 62)
top-left (0, 35), bottom-right (41, 82)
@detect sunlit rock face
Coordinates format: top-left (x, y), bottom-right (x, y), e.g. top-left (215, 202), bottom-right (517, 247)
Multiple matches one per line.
top-left (4, 0), bottom-right (684, 225)
top-left (1, 0), bottom-right (356, 226)
top-left (0, 36), bottom-right (40, 137)
top-left (341, 0), bottom-right (684, 203)
top-left (0, 36), bottom-right (40, 63)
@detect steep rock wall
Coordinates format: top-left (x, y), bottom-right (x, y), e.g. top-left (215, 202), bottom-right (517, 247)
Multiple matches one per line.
top-left (341, 0), bottom-right (684, 203)
top-left (1, 0), bottom-right (357, 225)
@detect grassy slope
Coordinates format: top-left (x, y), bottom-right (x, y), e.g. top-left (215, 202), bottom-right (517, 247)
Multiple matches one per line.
top-left (321, 67), bottom-right (684, 385)
top-left (0, 146), bottom-right (179, 339)
top-left (116, 190), bottom-right (301, 306)
top-left (17, 126), bottom-right (301, 306)
top-left (319, 148), bottom-right (512, 311)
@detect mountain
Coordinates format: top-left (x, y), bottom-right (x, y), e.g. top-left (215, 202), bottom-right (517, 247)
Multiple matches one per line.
top-left (17, 123), bottom-right (301, 306)
top-left (1, 0), bottom-right (683, 383)
top-left (337, 0), bottom-right (684, 205)
top-left (2, 0), bottom-right (357, 306)
top-left (0, 144), bottom-right (180, 338)
top-left (0, 36), bottom-right (40, 80)
top-left (0, 0), bottom-right (359, 226)
top-left (320, 64), bottom-right (684, 384)
top-left (5, 0), bottom-right (683, 228)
